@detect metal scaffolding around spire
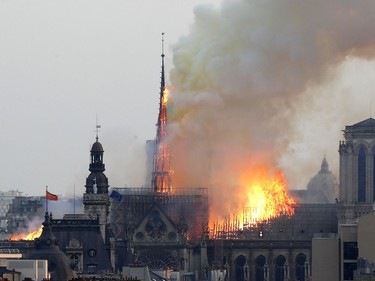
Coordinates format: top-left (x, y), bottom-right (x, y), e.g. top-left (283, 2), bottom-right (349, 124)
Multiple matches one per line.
top-left (151, 33), bottom-right (173, 194)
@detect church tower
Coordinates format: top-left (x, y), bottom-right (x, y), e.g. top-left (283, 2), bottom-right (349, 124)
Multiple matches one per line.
top-left (151, 33), bottom-right (173, 194)
top-left (339, 118), bottom-right (375, 203)
top-left (83, 126), bottom-right (110, 241)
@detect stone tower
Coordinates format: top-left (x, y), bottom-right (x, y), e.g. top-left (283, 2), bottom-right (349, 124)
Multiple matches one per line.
top-left (83, 131), bottom-right (110, 241)
top-left (339, 118), bottom-right (375, 203)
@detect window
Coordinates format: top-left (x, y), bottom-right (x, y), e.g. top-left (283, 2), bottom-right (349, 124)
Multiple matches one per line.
top-left (295, 253), bottom-right (307, 281)
top-left (87, 264), bottom-right (97, 274)
top-left (275, 255), bottom-right (286, 281)
top-left (358, 147), bottom-right (366, 202)
top-left (70, 254), bottom-right (79, 271)
top-left (255, 255), bottom-right (266, 281)
top-left (343, 242), bottom-right (358, 260)
top-left (343, 262), bottom-right (357, 280)
top-left (235, 255), bottom-right (247, 281)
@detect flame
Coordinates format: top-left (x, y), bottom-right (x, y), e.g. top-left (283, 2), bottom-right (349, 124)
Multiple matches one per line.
top-left (162, 87), bottom-right (170, 105)
top-left (7, 226), bottom-right (43, 240)
top-left (241, 168), bottom-right (296, 225)
top-left (209, 167), bottom-right (297, 238)
top-left (152, 85), bottom-right (174, 193)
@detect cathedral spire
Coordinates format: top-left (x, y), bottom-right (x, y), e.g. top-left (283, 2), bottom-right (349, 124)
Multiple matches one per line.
top-left (151, 33), bottom-right (173, 194)
top-left (161, 32), bottom-right (165, 95)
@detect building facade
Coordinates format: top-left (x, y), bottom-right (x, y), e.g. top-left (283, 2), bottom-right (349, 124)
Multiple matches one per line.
top-left (339, 118), bottom-right (375, 203)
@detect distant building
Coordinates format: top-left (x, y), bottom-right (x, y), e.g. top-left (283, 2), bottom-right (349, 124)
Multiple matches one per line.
top-left (292, 157), bottom-right (339, 204)
top-left (7, 259), bottom-right (49, 281)
top-left (312, 118), bottom-right (375, 281)
top-left (0, 190), bottom-right (23, 232)
top-left (48, 135), bottom-right (114, 274)
top-left (6, 196), bottom-right (44, 234)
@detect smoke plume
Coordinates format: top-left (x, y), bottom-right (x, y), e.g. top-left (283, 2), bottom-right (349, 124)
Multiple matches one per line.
top-left (168, 0), bottom-right (375, 219)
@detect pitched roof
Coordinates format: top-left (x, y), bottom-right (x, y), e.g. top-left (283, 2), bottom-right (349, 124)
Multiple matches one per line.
top-left (352, 118), bottom-right (375, 128)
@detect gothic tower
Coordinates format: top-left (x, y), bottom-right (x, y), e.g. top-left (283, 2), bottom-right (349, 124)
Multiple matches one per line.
top-left (339, 118), bottom-right (375, 203)
top-left (83, 128), bottom-right (110, 240)
top-left (151, 33), bottom-right (173, 194)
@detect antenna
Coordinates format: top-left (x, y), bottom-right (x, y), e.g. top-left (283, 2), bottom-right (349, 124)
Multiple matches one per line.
top-left (95, 114), bottom-right (101, 141)
top-left (161, 33), bottom-right (165, 91)
top-left (45, 186), bottom-right (49, 214)
top-left (73, 182), bottom-right (76, 215)
top-left (162, 32), bottom-right (165, 58)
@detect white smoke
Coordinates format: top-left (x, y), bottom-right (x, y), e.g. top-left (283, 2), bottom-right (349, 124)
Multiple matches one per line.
top-left (168, 0), bottom-right (375, 218)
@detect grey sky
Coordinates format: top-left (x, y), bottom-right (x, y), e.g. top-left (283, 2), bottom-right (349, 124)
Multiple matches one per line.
top-left (1, 0), bottom-right (375, 199)
top-left (0, 0), bottom-right (221, 196)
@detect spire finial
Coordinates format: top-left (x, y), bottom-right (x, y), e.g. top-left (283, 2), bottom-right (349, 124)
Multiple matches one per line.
top-left (95, 114), bottom-right (101, 141)
top-left (321, 155), bottom-right (329, 172)
top-left (160, 32), bottom-right (166, 96)
top-left (161, 32), bottom-right (165, 58)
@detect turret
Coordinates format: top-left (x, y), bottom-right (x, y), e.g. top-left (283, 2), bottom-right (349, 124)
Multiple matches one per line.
top-left (83, 124), bottom-right (110, 241)
top-left (85, 129), bottom-right (109, 194)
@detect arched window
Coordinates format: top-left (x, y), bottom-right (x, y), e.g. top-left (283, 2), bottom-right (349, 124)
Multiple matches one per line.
top-left (358, 146), bottom-right (366, 202)
top-left (235, 255), bottom-right (247, 281)
top-left (70, 254), bottom-right (79, 271)
top-left (275, 255), bottom-right (286, 281)
top-left (295, 253), bottom-right (307, 281)
top-left (255, 255), bottom-right (266, 281)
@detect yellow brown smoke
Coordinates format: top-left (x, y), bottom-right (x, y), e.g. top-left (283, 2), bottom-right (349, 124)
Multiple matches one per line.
top-left (167, 0), bottom-right (375, 220)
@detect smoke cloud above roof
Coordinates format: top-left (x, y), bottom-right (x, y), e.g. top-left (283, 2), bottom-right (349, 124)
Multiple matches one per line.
top-left (168, 0), bottom-right (375, 217)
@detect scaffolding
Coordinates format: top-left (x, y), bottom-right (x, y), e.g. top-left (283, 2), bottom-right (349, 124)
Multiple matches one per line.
top-left (109, 187), bottom-right (208, 242)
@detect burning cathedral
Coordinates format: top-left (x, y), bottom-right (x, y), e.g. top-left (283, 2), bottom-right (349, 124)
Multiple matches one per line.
top-left (4, 39), bottom-right (375, 281)
top-left (95, 40), bottom-right (339, 280)
top-left (99, 42), bottom-right (375, 280)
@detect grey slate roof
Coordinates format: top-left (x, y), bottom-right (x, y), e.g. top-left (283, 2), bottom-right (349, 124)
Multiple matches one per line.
top-left (352, 118), bottom-right (375, 127)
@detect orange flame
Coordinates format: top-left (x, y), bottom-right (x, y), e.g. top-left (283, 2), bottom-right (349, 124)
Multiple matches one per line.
top-left (240, 168), bottom-right (296, 225)
top-left (162, 88), bottom-right (170, 105)
top-left (209, 167), bottom-right (297, 238)
top-left (7, 226), bottom-right (43, 240)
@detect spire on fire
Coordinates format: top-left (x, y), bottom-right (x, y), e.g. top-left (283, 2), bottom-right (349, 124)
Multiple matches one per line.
top-left (151, 33), bottom-right (173, 194)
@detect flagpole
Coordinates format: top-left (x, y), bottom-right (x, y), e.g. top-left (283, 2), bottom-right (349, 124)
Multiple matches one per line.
top-left (73, 182), bottom-right (76, 216)
top-left (45, 186), bottom-right (49, 214)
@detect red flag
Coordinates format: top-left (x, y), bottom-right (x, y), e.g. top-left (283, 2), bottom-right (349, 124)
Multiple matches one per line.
top-left (46, 191), bottom-right (58, 201)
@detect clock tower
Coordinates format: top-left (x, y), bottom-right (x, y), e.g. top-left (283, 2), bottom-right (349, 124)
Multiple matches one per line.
top-left (83, 127), bottom-right (110, 241)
